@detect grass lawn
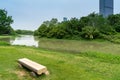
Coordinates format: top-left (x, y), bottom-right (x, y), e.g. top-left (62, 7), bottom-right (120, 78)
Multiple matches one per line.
top-left (0, 36), bottom-right (11, 39)
top-left (0, 46), bottom-right (120, 80)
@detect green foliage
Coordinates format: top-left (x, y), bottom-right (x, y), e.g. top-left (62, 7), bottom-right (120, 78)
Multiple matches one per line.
top-left (34, 30), bottom-right (39, 36)
top-left (0, 9), bottom-right (14, 35)
top-left (79, 16), bottom-right (89, 28)
top-left (82, 26), bottom-right (100, 39)
top-left (101, 33), bottom-right (120, 44)
top-left (87, 12), bottom-right (106, 27)
top-left (15, 29), bottom-right (33, 35)
top-left (0, 41), bottom-right (10, 46)
top-left (47, 26), bottom-right (57, 38)
top-left (34, 13), bottom-right (119, 41)
top-left (99, 25), bottom-right (116, 35)
top-left (38, 24), bottom-right (48, 37)
top-left (108, 14), bottom-right (120, 32)
top-left (114, 23), bottom-right (120, 32)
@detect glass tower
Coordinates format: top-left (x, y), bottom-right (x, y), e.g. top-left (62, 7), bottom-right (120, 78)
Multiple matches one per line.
top-left (99, 0), bottom-right (113, 17)
top-left (63, 17), bottom-right (67, 21)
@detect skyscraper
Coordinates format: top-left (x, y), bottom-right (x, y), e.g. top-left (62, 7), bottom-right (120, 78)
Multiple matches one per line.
top-left (99, 0), bottom-right (114, 17)
top-left (63, 17), bottom-right (67, 21)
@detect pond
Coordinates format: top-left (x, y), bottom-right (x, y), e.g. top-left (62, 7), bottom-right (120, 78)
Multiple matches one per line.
top-left (0, 35), bottom-right (39, 47)
top-left (11, 35), bottom-right (39, 47)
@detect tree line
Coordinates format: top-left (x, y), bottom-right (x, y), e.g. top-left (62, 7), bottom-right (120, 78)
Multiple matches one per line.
top-left (15, 29), bottom-right (33, 35)
top-left (0, 9), bottom-right (34, 35)
top-left (34, 13), bottom-right (120, 40)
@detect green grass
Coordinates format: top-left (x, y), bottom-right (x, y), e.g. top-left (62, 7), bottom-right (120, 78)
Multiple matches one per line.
top-left (0, 46), bottom-right (120, 80)
top-left (0, 36), bottom-right (11, 46)
top-left (0, 41), bottom-right (10, 46)
top-left (0, 36), bottom-right (120, 80)
top-left (0, 36), bottom-right (11, 39)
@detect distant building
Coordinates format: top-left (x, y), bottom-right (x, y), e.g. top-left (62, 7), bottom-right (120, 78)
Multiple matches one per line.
top-left (63, 17), bottom-right (67, 21)
top-left (99, 0), bottom-right (114, 17)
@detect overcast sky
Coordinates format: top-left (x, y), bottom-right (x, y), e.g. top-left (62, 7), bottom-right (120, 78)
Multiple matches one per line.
top-left (0, 0), bottom-right (120, 30)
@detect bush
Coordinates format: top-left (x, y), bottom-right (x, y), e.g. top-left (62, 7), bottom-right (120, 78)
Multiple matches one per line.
top-left (82, 26), bottom-right (100, 39)
top-left (115, 24), bottom-right (120, 32)
top-left (34, 30), bottom-right (39, 36)
top-left (99, 25), bottom-right (116, 35)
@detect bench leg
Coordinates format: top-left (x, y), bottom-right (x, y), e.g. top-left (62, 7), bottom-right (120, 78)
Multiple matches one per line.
top-left (30, 72), bottom-right (37, 77)
top-left (44, 71), bottom-right (49, 75)
top-left (18, 63), bottom-right (23, 68)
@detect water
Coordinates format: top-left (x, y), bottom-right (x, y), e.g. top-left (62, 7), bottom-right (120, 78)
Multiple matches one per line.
top-left (10, 35), bottom-right (39, 47)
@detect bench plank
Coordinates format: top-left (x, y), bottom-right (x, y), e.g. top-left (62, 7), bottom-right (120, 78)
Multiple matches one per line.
top-left (18, 58), bottom-right (48, 75)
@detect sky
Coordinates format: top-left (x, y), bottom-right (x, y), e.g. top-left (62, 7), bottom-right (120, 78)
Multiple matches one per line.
top-left (0, 0), bottom-right (120, 30)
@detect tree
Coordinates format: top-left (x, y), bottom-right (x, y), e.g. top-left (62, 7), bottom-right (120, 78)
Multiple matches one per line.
top-left (107, 14), bottom-right (120, 32)
top-left (37, 24), bottom-right (48, 37)
top-left (50, 18), bottom-right (58, 25)
top-left (107, 14), bottom-right (120, 26)
top-left (99, 25), bottom-right (116, 35)
top-left (0, 9), bottom-right (14, 35)
top-left (79, 16), bottom-right (89, 28)
top-left (87, 12), bottom-right (106, 28)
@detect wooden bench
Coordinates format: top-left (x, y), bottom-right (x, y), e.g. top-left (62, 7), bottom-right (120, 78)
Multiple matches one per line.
top-left (18, 58), bottom-right (49, 76)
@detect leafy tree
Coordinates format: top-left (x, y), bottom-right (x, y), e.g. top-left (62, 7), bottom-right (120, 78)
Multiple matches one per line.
top-left (34, 12), bottom-right (120, 40)
top-left (87, 12), bottom-right (106, 28)
top-left (69, 18), bottom-right (81, 34)
top-left (0, 9), bottom-right (14, 35)
top-left (99, 25), bottom-right (116, 35)
top-left (37, 24), bottom-right (48, 37)
top-left (79, 16), bottom-right (89, 28)
top-left (107, 14), bottom-right (120, 32)
top-left (115, 24), bottom-right (120, 32)
top-left (50, 18), bottom-right (58, 25)
top-left (43, 21), bottom-right (50, 27)
top-left (107, 14), bottom-right (120, 26)
top-left (34, 30), bottom-right (39, 36)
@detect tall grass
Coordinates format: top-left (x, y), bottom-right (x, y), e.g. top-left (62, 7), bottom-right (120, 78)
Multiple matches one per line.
top-left (38, 38), bottom-right (120, 54)
top-left (0, 41), bottom-right (10, 46)
top-left (79, 51), bottom-right (120, 64)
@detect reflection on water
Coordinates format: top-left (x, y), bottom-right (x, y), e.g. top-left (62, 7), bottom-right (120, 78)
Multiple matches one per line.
top-left (0, 38), bottom-right (11, 42)
top-left (0, 35), bottom-right (39, 47)
top-left (10, 35), bottom-right (39, 47)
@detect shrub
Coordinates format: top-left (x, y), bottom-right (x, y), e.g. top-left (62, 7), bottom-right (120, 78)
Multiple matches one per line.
top-left (99, 25), bottom-right (116, 35)
top-left (82, 26), bottom-right (100, 39)
top-left (115, 24), bottom-right (120, 32)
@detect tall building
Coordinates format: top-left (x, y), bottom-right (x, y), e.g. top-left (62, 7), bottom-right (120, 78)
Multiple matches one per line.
top-left (63, 17), bottom-right (67, 21)
top-left (99, 0), bottom-right (114, 17)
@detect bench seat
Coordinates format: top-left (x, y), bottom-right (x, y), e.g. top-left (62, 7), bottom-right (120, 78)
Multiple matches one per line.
top-left (18, 58), bottom-right (48, 75)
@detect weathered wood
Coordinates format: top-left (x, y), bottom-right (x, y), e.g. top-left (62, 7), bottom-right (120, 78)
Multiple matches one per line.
top-left (18, 58), bottom-right (48, 75)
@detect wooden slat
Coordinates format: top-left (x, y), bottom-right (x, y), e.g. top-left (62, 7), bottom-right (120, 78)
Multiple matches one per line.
top-left (18, 58), bottom-right (48, 75)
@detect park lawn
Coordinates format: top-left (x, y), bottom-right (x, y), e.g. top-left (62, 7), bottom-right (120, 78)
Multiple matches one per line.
top-left (0, 46), bottom-right (120, 80)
